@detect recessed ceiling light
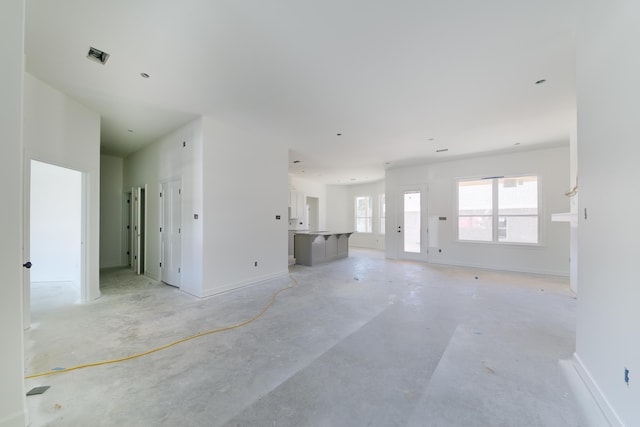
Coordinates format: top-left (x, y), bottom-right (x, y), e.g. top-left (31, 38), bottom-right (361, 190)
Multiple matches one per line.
top-left (337, 133), bottom-right (342, 136)
top-left (436, 149), bottom-right (448, 153)
top-left (87, 47), bottom-right (109, 65)
top-left (292, 160), bottom-right (300, 164)
top-left (514, 142), bottom-right (521, 146)
top-left (141, 73), bottom-right (150, 78)
top-left (535, 79), bottom-right (546, 85)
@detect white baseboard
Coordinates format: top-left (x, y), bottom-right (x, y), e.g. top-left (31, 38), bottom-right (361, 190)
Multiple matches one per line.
top-left (427, 259), bottom-right (569, 277)
top-left (573, 353), bottom-right (624, 426)
top-left (201, 270), bottom-right (290, 298)
top-left (0, 410), bottom-right (26, 427)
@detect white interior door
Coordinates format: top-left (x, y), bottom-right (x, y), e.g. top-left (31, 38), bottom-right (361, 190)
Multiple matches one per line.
top-left (161, 180), bottom-right (181, 287)
top-left (397, 188), bottom-right (427, 261)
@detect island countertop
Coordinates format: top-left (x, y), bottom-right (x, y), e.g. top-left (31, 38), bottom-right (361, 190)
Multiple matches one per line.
top-left (293, 232), bottom-right (355, 266)
top-left (294, 231), bottom-right (355, 236)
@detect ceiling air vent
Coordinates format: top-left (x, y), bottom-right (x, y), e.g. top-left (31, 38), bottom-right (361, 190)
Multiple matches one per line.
top-left (87, 47), bottom-right (109, 65)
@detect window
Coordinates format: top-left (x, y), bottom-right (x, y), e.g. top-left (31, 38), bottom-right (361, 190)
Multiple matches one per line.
top-left (378, 194), bottom-right (385, 234)
top-left (355, 196), bottom-right (373, 233)
top-left (458, 176), bottom-right (538, 244)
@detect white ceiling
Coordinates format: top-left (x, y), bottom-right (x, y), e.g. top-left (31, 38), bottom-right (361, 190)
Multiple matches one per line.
top-left (25, 0), bottom-right (576, 185)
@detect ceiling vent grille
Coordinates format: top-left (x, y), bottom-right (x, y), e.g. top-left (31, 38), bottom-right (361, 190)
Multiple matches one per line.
top-left (87, 47), bottom-right (109, 65)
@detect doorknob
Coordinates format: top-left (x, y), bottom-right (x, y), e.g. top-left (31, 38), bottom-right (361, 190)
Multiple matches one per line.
top-left (23, 262), bottom-right (32, 269)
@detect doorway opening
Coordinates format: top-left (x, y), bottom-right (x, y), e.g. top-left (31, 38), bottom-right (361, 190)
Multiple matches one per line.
top-left (307, 196), bottom-right (319, 231)
top-left (27, 160), bottom-right (84, 324)
top-left (395, 188), bottom-right (426, 261)
top-left (403, 191), bottom-right (421, 253)
top-left (130, 186), bottom-right (147, 275)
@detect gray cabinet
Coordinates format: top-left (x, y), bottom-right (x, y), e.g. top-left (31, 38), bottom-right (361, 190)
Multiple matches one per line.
top-left (294, 232), bottom-right (354, 266)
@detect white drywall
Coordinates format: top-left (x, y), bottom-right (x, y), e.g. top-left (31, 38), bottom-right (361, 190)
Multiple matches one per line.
top-left (30, 160), bottom-right (82, 286)
top-left (386, 146), bottom-right (570, 275)
top-left (23, 73), bottom-right (101, 302)
top-left (0, 1), bottom-right (27, 425)
top-left (326, 184), bottom-right (351, 231)
top-left (201, 117), bottom-right (289, 296)
top-left (100, 154), bottom-right (124, 268)
top-left (289, 175), bottom-right (327, 230)
top-left (346, 180), bottom-right (385, 250)
top-left (124, 118), bottom-right (204, 297)
top-left (569, 122), bottom-right (578, 294)
top-left (575, 2), bottom-right (640, 425)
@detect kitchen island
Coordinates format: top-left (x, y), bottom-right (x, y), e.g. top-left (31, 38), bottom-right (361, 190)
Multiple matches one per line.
top-left (294, 231), bottom-right (355, 266)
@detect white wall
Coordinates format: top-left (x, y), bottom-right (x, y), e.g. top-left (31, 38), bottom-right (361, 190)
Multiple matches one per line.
top-left (124, 118), bottom-right (204, 297)
top-left (346, 180), bottom-right (386, 250)
top-left (0, 0), bottom-right (27, 425)
top-left (30, 161), bottom-right (82, 286)
top-left (326, 184), bottom-right (351, 231)
top-left (575, 2), bottom-right (640, 425)
top-left (569, 124), bottom-right (578, 294)
top-left (201, 117), bottom-right (289, 296)
top-left (289, 175), bottom-right (327, 230)
top-left (100, 154), bottom-right (124, 268)
top-left (386, 146), bottom-right (570, 276)
top-left (23, 73), bottom-right (101, 302)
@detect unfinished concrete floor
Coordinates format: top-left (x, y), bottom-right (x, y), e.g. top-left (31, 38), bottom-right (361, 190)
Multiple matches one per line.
top-left (25, 249), bottom-right (598, 426)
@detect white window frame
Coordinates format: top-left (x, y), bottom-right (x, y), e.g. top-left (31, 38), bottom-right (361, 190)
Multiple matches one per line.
top-left (355, 196), bottom-right (373, 233)
top-left (378, 194), bottom-right (385, 235)
top-left (457, 175), bottom-right (540, 245)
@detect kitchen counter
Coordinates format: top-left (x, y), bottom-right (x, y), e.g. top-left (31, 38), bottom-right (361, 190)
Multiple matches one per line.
top-left (294, 231), bottom-right (355, 266)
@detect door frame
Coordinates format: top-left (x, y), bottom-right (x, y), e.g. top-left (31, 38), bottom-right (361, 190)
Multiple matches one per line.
top-left (395, 184), bottom-right (428, 261)
top-left (130, 185), bottom-right (148, 275)
top-left (23, 158), bottom-right (89, 329)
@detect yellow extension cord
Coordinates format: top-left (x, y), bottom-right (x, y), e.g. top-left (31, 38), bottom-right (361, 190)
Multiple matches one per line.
top-left (25, 276), bottom-right (297, 380)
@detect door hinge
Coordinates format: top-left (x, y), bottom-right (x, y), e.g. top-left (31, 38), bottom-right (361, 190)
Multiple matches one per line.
top-left (160, 227), bottom-right (162, 232)
top-left (127, 225), bottom-right (130, 229)
top-left (178, 268), bottom-right (181, 273)
top-left (179, 188), bottom-right (181, 195)
top-left (127, 251), bottom-right (130, 255)
top-left (160, 262), bottom-right (162, 267)
top-left (135, 256), bottom-right (137, 260)
top-left (178, 228), bottom-right (181, 234)
top-left (160, 192), bottom-right (162, 197)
